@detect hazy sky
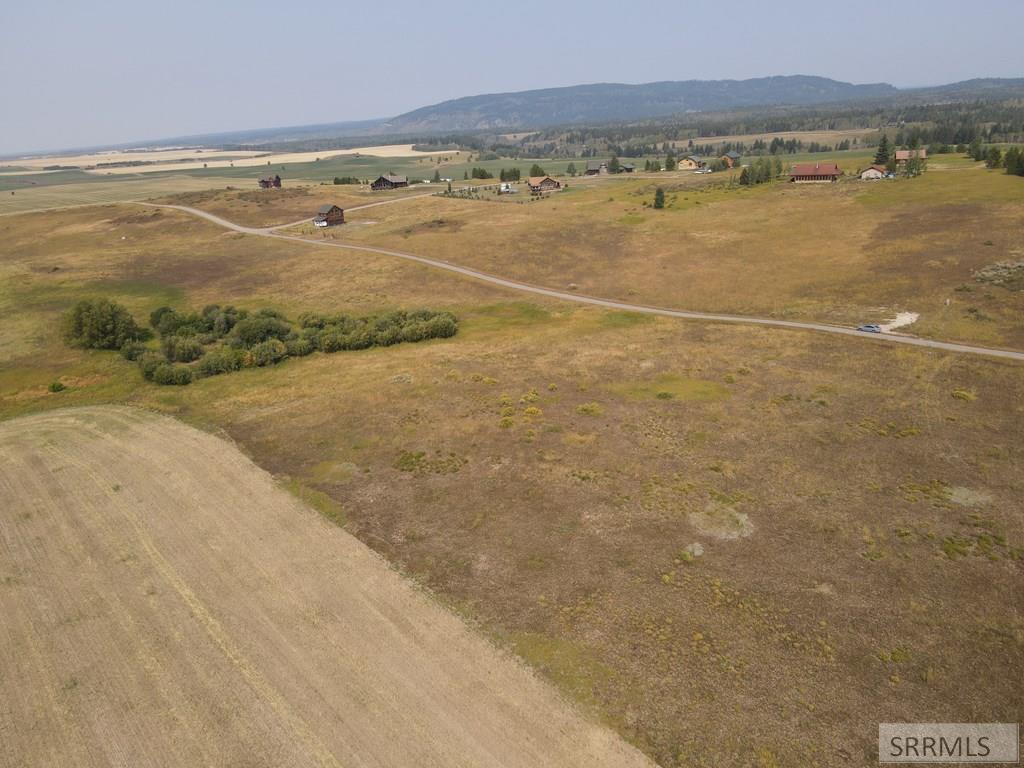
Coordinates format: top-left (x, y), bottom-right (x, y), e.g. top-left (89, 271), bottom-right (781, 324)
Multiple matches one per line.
top-left (2, 0), bottom-right (1022, 154)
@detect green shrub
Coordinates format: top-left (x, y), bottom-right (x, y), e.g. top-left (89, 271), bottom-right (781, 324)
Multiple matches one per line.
top-left (162, 335), bottom-right (204, 363)
top-left (151, 363), bottom-right (193, 386)
top-left (195, 348), bottom-right (244, 377)
top-left (62, 299), bottom-right (146, 350)
top-left (137, 352), bottom-right (164, 381)
top-left (247, 338), bottom-right (288, 367)
top-left (233, 316), bottom-right (291, 346)
top-left (285, 337), bottom-right (314, 357)
top-left (120, 341), bottom-right (147, 361)
top-left (48, 381), bottom-right (66, 393)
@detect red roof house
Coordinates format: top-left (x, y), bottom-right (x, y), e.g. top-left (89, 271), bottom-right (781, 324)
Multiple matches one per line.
top-left (789, 162), bottom-right (841, 183)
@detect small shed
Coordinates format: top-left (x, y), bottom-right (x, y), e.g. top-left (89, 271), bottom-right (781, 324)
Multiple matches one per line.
top-left (583, 161), bottom-right (608, 176)
top-left (860, 165), bottom-right (887, 180)
top-left (258, 174), bottom-right (282, 189)
top-left (371, 174), bottom-right (409, 191)
top-left (679, 155), bottom-right (706, 169)
top-left (313, 204), bottom-right (345, 227)
top-left (619, 163), bottom-right (636, 173)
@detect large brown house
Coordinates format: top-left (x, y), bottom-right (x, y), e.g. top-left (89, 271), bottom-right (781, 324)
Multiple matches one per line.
top-left (258, 174), bottom-right (282, 189)
top-left (313, 204), bottom-right (345, 227)
top-left (527, 175), bottom-right (561, 193)
top-left (371, 174), bottom-right (409, 191)
top-left (789, 162), bottom-right (841, 183)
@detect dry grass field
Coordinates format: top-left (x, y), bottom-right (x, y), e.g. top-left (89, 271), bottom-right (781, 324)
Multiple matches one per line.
top-left (1, 164), bottom-right (1022, 767)
top-left (154, 184), bottom-right (431, 228)
top-left (0, 175), bottom-right (257, 216)
top-left (0, 406), bottom-right (651, 768)
top-left (283, 157), bottom-right (1024, 348)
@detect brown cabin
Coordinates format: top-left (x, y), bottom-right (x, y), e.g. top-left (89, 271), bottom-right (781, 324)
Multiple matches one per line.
top-left (258, 174), bottom-right (281, 189)
top-left (789, 162), bottom-right (841, 183)
top-left (313, 204), bottom-right (345, 227)
top-left (370, 174), bottom-right (408, 191)
top-left (527, 175), bottom-right (561, 193)
top-left (893, 149), bottom-right (927, 165)
top-left (720, 150), bottom-right (742, 168)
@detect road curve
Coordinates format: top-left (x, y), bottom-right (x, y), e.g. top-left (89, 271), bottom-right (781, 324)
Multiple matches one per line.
top-left (144, 202), bottom-right (1024, 363)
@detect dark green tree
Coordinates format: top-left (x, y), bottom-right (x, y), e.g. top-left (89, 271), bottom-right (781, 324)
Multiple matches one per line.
top-left (874, 134), bottom-right (890, 165)
top-left (432, 169), bottom-right (441, 183)
top-left (665, 155), bottom-right (677, 171)
top-left (529, 163), bottom-right (546, 177)
top-left (608, 156), bottom-right (621, 173)
top-left (985, 146), bottom-right (1003, 168)
top-left (567, 162), bottom-right (577, 177)
top-left (653, 188), bottom-right (665, 209)
top-left (62, 299), bottom-right (146, 350)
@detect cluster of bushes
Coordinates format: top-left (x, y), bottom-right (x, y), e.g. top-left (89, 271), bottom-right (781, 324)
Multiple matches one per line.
top-left (64, 299), bottom-right (458, 386)
top-left (333, 176), bottom-right (361, 184)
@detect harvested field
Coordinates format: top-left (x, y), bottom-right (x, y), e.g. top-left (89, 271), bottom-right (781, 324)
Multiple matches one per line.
top-left (0, 406), bottom-right (651, 768)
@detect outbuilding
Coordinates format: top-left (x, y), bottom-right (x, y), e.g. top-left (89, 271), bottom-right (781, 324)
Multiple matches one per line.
top-left (583, 161), bottom-right (608, 176)
top-left (313, 204), bottom-right (345, 227)
top-left (258, 174), bottom-right (282, 189)
top-left (859, 165), bottom-right (887, 180)
top-left (679, 155), bottom-right (706, 170)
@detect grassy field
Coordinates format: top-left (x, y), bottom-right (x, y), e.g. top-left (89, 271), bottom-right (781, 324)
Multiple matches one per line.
top-left (275, 155), bottom-right (1024, 348)
top-left (1, 199), bottom-right (1022, 767)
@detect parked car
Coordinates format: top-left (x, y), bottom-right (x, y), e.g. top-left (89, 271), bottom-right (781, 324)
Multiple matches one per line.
top-left (856, 324), bottom-right (882, 333)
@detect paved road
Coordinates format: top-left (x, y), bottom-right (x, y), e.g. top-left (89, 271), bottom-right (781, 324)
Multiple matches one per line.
top-left (144, 202), bottom-right (1024, 363)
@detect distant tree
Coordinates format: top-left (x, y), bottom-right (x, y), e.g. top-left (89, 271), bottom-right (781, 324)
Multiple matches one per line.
top-left (985, 146), bottom-right (1003, 169)
top-left (463, 170), bottom-right (469, 180)
top-left (529, 163), bottom-right (546, 177)
top-left (608, 156), bottom-right (621, 173)
top-left (738, 167), bottom-right (752, 186)
top-left (1003, 147), bottom-right (1024, 176)
top-left (968, 137), bottom-right (984, 161)
top-left (567, 162), bottom-right (577, 177)
top-left (653, 188), bottom-right (665, 209)
top-left (665, 155), bottom-right (677, 171)
top-left (432, 169), bottom-right (441, 183)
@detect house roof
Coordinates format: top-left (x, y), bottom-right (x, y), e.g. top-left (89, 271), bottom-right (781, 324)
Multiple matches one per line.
top-left (894, 149), bottom-right (927, 160)
top-left (317, 204), bottom-right (340, 213)
top-left (528, 176), bottom-right (557, 186)
top-left (790, 162), bottom-right (841, 176)
top-left (686, 155), bottom-right (704, 162)
top-left (865, 165), bottom-right (886, 173)
top-left (585, 161), bottom-right (606, 171)
top-left (724, 151), bottom-right (742, 159)
top-left (620, 163), bottom-right (635, 169)
top-left (375, 174), bottom-right (407, 183)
